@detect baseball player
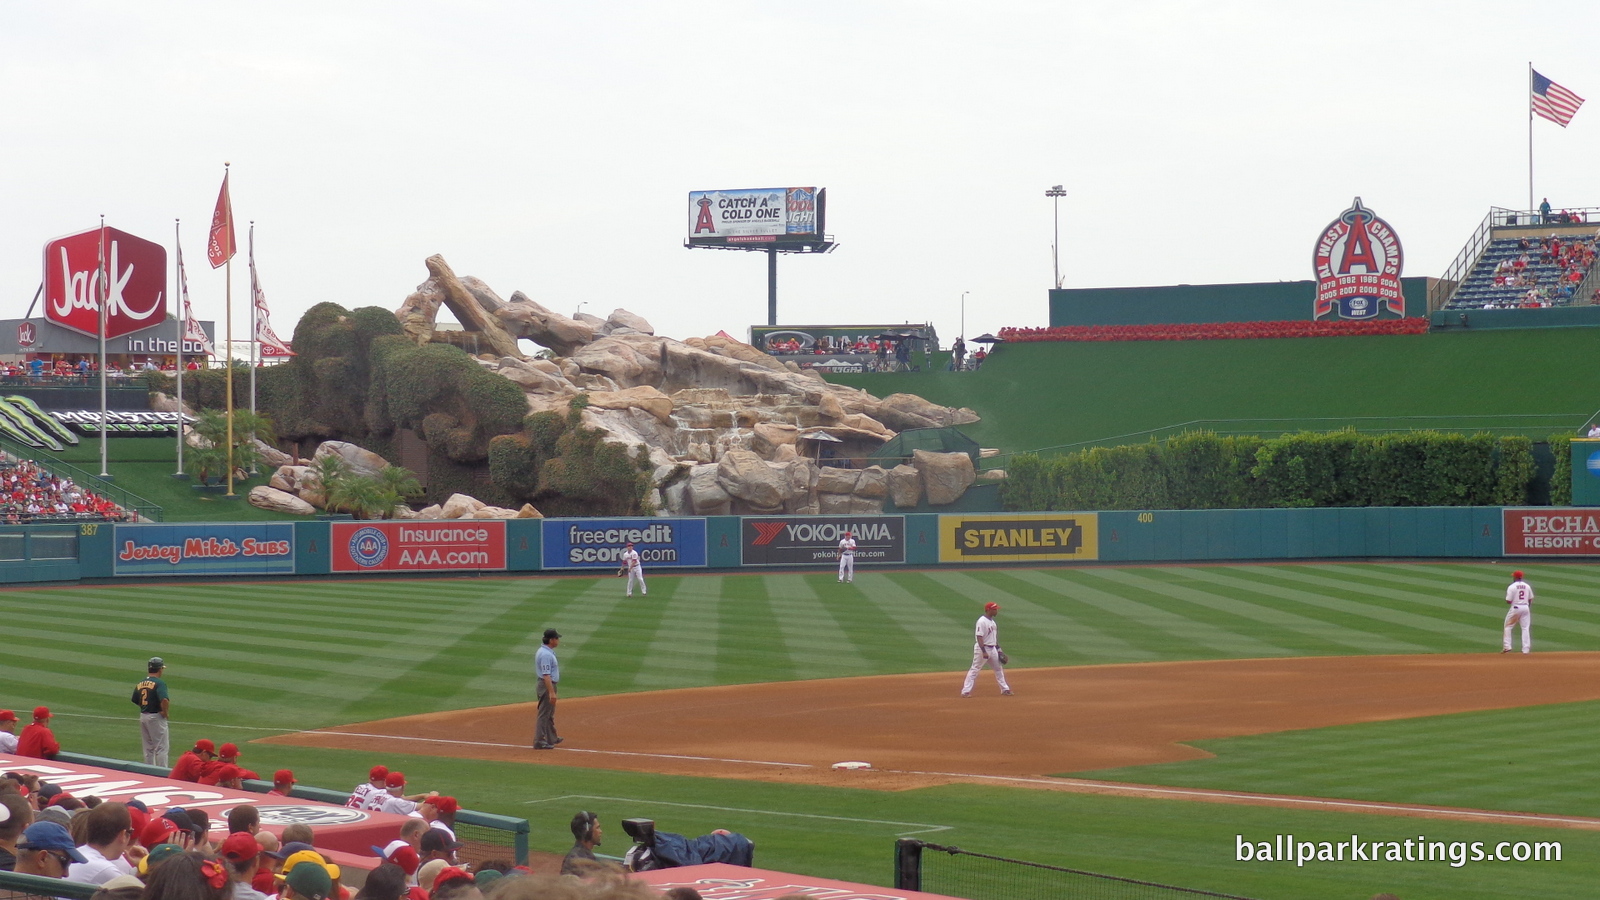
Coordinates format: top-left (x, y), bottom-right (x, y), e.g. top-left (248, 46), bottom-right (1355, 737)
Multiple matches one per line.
top-left (132, 656), bottom-right (170, 767)
top-left (1503, 569), bottom-right (1534, 654)
top-left (622, 541), bottom-right (646, 597)
top-left (961, 602), bottom-right (1012, 696)
top-left (837, 530), bottom-right (857, 583)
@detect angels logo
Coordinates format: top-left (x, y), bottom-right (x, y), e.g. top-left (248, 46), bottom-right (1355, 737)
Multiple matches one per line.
top-left (1312, 197), bottom-right (1404, 320)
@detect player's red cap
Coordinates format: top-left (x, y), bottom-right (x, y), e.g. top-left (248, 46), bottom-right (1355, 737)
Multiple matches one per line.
top-left (218, 743), bottom-right (240, 759)
top-left (369, 765), bottom-right (389, 780)
top-left (210, 764), bottom-right (243, 783)
top-left (423, 795), bottom-right (459, 814)
top-left (195, 739), bottom-right (216, 754)
top-left (1513, 571), bottom-right (1524, 579)
top-left (220, 832), bottom-right (262, 862)
top-left (984, 602), bottom-right (1000, 614)
top-left (32, 706), bottom-right (50, 720)
top-left (0, 710), bottom-right (15, 722)
top-left (385, 772), bottom-right (406, 788)
top-left (275, 769), bottom-right (296, 784)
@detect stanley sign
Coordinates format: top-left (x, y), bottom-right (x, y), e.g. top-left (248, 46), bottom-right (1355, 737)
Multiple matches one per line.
top-left (939, 513), bottom-right (1099, 563)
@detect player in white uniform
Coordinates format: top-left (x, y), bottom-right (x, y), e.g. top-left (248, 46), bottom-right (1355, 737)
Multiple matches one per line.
top-left (837, 531), bottom-right (857, 583)
top-left (961, 602), bottom-right (1012, 696)
top-left (1503, 570), bottom-right (1534, 654)
top-left (623, 542), bottom-right (646, 597)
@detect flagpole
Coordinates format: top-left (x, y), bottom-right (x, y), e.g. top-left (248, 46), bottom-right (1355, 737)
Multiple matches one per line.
top-left (248, 222), bottom-right (258, 476)
top-left (98, 215), bottom-right (110, 479)
top-left (1528, 61), bottom-right (1535, 214)
top-left (174, 219), bottom-right (185, 477)
top-left (224, 163), bottom-right (235, 497)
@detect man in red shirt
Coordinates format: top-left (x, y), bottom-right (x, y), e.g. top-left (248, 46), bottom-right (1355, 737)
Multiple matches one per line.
top-left (16, 707), bottom-right (60, 759)
top-left (169, 739), bottom-right (217, 782)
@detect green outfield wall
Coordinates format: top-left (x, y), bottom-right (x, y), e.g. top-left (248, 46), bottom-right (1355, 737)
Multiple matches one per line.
top-left (9, 505), bottom-right (1598, 586)
top-left (1429, 305), bottom-right (1600, 330)
top-left (1048, 277), bottom-right (1431, 326)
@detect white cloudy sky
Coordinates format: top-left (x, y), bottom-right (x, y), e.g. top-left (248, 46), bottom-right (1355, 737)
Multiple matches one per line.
top-left (3, 2), bottom-right (1596, 348)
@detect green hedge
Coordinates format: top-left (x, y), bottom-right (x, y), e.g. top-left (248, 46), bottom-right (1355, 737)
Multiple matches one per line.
top-left (1002, 430), bottom-right (1537, 511)
top-left (1549, 434), bottom-right (1573, 506)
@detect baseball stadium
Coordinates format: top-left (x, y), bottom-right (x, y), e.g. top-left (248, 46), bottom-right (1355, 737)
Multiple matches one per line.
top-left (7, 202), bottom-right (1600, 900)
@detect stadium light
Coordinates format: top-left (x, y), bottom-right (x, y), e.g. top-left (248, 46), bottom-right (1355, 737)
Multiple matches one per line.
top-left (1045, 184), bottom-right (1067, 289)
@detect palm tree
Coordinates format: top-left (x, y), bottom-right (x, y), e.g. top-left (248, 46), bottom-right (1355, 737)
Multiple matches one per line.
top-left (373, 466), bottom-right (424, 518)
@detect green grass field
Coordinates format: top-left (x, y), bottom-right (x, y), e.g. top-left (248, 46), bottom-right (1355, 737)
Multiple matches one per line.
top-left (5, 562), bottom-right (1599, 899)
top-left (32, 436), bottom-right (297, 522)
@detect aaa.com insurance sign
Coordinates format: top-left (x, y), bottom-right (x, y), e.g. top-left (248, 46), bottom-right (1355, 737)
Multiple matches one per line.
top-left (1503, 509), bottom-right (1600, 556)
top-left (44, 226), bottom-right (168, 339)
top-left (331, 521), bottom-right (506, 572)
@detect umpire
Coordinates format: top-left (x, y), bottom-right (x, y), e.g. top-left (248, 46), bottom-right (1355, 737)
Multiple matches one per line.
top-left (132, 657), bottom-right (170, 767)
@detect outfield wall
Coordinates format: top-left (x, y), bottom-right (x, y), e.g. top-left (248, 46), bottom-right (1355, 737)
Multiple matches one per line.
top-left (9, 507), bottom-right (1598, 585)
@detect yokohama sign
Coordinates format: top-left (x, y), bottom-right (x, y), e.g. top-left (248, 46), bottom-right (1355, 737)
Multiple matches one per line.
top-left (44, 226), bottom-right (168, 339)
top-left (741, 516), bottom-right (904, 566)
top-left (1503, 509), bottom-right (1600, 556)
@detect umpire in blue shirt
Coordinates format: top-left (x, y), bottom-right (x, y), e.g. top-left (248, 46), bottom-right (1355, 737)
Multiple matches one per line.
top-left (534, 629), bottom-right (563, 749)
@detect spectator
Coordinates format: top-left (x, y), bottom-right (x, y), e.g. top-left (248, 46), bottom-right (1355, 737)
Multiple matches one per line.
top-left (17, 707), bottom-right (60, 759)
top-left (420, 797), bottom-right (458, 841)
top-left (348, 766), bottom-right (390, 809)
top-left (227, 805), bottom-right (260, 836)
top-left (0, 711), bottom-right (17, 754)
top-left (169, 740), bottom-right (217, 783)
top-left (136, 842), bottom-right (186, 879)
top-left (562, 811), bottom-right (603, 876)
top-left (1540, 198), bottom-right (1552, 223)
top-left (398, 819), bottom-right (429, 851)
top-left (417, 859), bottom-right (449, 895)
top-left (355, 863), bottom-right (409, 900)
top-left (280, 824), bottom-right (316, 847)
top-left (428, 866), bottom-right (480, 900)
top-left (65, 802), bottom-right (135, 885)
top-left (0, 792), bottom-right (32, 870)
top-left (373, 842), bottom-right (420, 881)
top-left (186, 808), bottom-right (216, 853)
top-left (90, 873), bottom-right (145, 900)
top-left (220, 831), bottom-right (270, 900)
top-left (419, 830), bottom-right (459, 867)
top-left (252, 832), bottom-right (281, 894)
top-left (278, 853), bottom-right (338, 900)
top-left (14, 821), bottom-right (86, 879)
top-left (951, 337), bottom-right (966, 371)
top-left (142, 851), bottom-right (233, 900)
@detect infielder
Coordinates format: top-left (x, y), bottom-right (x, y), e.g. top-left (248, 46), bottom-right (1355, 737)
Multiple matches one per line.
top-left (132, 657), bottom-right (170, 767)
top-left (961, 601), bottom-right (1012, 696)
top-left (622, 541), bottom-right (646, 597)
top-left (837, 530), bottom-right (857, 583)
top-left (1503, 569), bottom-right (1534, 654)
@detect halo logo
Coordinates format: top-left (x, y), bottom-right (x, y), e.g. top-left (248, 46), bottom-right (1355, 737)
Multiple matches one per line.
top-left (348, 527), bottom-right (390, 568)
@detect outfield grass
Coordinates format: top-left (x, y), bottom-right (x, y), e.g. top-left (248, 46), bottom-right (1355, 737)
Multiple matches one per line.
top-left (44, 436), bottom-right (296, 522)
top-left (827, 329), bottom-right (1600, 456)
top-left (4, 563), bottom-right (1599, 898)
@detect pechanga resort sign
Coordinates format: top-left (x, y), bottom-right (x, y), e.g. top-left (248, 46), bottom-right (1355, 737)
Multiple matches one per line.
top-left (1312, 197), bottom-right (1403, 320)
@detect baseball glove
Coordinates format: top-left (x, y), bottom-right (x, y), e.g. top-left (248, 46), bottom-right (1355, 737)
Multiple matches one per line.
top-left (616, 566), bottom-right (627, 577)
top-left (997, 650), bottom-right (1010, 665)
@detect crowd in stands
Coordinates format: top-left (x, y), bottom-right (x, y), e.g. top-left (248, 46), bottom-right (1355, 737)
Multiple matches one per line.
top-left (0, 711), bottom-right (749, 900)
top-left (0, 357), bottom-right (206, 384)
top-left (999, 318), bottom-right (1430, 343)
top-left (1, 457), bottom-right (130, 524)
top-left (1480, 235), bottom-right (1600, 308)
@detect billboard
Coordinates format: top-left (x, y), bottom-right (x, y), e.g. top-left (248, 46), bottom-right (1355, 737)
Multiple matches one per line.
top-left (330, 521), bottom-right (506, 572)
top-left (541, 518), bottom-right (707, 570)
top-left (938, 513), bottom-right (1099, 563)
top-left (44, 226), bottom-right (168, 340)
top-left (1502, 509), bottom-right (1600, 556)
top-left (1312, 197), bottom-right (1405, 320)
top-left (113, 524), bottom-right (296, 576)
top-left (687, 187), bottom-right (825, 246)
top-left (742, 516), bottom-right (905, 566)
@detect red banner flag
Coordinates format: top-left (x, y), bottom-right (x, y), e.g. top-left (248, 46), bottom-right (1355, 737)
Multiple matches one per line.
top-left (250, 251), bottom-right (294, 356)
top-left (177, 243), bottom-right (216, 356)
top-left (207, 171), bottom-right (236, 268)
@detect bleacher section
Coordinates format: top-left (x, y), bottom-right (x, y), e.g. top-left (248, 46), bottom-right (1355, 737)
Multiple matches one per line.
top-left (1444, 231), bottom-right (1600, 310)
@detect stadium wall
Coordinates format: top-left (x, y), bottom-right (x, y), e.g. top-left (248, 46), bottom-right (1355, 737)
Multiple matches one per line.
top-left (1429, 305), bottom-right (1600, 330)
top-left (1048, 277), bottom-right (1431, 326)
top-left (9, 506), bottom-right (1595, 585)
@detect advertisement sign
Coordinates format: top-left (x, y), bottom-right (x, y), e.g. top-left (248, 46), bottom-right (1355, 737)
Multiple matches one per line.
top-left (687, 187), bottom-right (823, 243)
top-left (1312, 197), bottom-right (1404, 320)
top-left (938, 513), bottom-right (1100, 563)
top-left (541, 518), bottom-right (707, 569)
top-left (1502, 509), bottom-right (1600, 556)
top-left (43, 226), bottom-right (168, 340)
top-left (331, 521), bottom-right (506, 572)
top-left (51, 409), bottom-right (190, 436)
top-left (742, 516), bottom-right (905, 566)
top-left (113, 524), bottom-right (295, 576)
top-left (16, 322), bottom-right (36, 347)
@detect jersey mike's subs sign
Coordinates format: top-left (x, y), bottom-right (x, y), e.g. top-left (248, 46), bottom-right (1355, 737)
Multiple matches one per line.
top-left (741, 516), bottom-right (905, 566)
top-left (331, 521), bottom-right (507, 572)
top-left (113, 524), bottom-right (296, 576)
top-left (938, 513), bottom-right (1100, 563)
top-left (1503, 509), bottom-right (1600, 556)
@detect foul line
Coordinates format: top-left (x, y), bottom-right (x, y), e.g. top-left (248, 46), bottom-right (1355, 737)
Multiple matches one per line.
top-left (880, 768), bottom-right (1600, 828)
top-left (525, 794), bottom-right (950, 836)
top-left (298, 731), bottom-right (812, 769)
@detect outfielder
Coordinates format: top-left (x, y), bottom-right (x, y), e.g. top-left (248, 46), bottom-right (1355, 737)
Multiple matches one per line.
top-left (837, 530), bottom-right (857, 583)
top-left (1503, 569), bottom-right (1534, 654)
top-left (622, 541), bottom-right (646, 597)
top-left (961, 601), bottom-right (1012, 696)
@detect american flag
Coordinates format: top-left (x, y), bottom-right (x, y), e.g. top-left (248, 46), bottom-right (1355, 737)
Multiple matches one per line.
top-left (1532, 70), bottom-right (1584, 127)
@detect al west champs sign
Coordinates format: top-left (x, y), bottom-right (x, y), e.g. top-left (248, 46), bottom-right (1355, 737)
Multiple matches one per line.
top-left (1312, 197), bottom-right (1403, 320)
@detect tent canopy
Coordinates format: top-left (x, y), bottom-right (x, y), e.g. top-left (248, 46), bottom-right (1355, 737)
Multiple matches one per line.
top-left (868, 426), bottom-right (979, 467)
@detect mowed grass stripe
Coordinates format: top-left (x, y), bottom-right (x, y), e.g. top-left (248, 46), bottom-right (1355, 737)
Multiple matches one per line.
top-left (762, 575), bottom-right (869, 677)
top-left (1096, 567), bottom-right (1430, 655)
top-left (462, 577), bottom-right (626, 701)
top-left (632, 575), bottom-right (720, 690)
top-left (713, 576), bottom-right (797, 684)
top-left (967, 570), bottom-right (1163, 664)
top-left (572, 575), bottom-right (678, 696)
top-left (1017, 568), bottom-right (1295, 658)
top-left (847, 572), bottom-right (970, 665)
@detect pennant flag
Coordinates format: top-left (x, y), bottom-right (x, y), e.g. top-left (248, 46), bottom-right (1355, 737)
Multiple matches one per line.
top-left (250, 252), bottom-right (295, 357)
top-left (177, 243), bottom-right (216, 356)
top-left (1532, 70), bottom-right (1585, 127)
top-left (207, 171), bottom-right (237, 268)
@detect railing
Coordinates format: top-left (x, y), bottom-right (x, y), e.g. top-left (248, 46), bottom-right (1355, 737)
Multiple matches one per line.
top-left (1429, 208), bottom-right (1496, 312)
top-left (0, 435), bottom-right (165, 522)
top-left (1489, 205), bottom-right (1600, 227)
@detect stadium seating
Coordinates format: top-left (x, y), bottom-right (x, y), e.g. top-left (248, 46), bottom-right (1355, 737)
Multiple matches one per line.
top-left (0, 458), bottom-right (129, 524)
top-left (1443, 234), bottom-right (1600, 310)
